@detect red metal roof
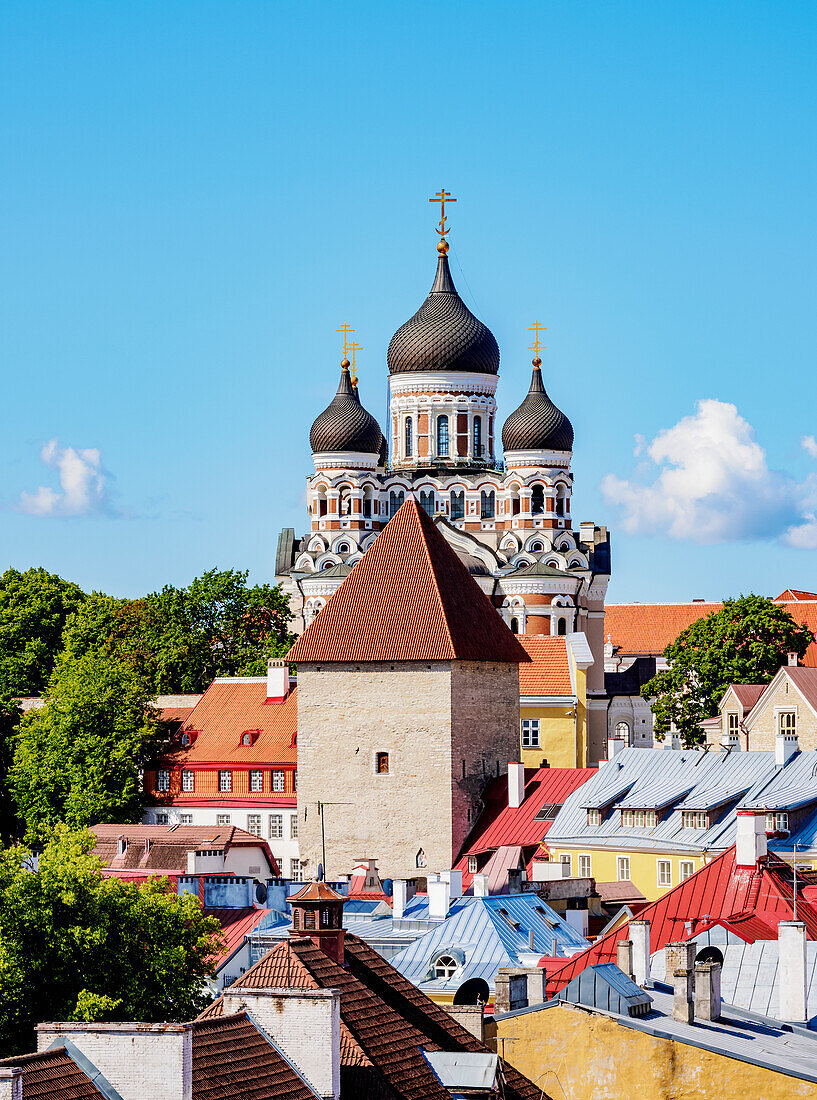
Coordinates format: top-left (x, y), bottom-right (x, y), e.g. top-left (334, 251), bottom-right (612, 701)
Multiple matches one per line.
top-left (518, 635), bottom-right (573, 696)
top-left (729, 684), bottom-right (766, 711)
top-left (205, 907), bottom-right (273, 963)
top-left (541, 847), bottom-right (817, 997)
top-left (288, 499), bottom-right (531, 665)
top-left (454, 767), bottom-right (595, 886)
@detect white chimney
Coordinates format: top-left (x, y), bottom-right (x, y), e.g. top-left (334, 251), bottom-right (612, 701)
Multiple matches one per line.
top-left (779, 920), bottom-right (808, 1024)
top-left (507, 762), bottom-right (525, 809)
top-left (579, 520), bottom-right (596, 546)
top-left (565, 907), bottom-right (588, 937)
top-left (616, 940), bottom-right (634, 981)
top-left (266, 658), bottom-right (289, 702)
top-left (735, 812), bottom-right (767, 868)
top-left (36, 1023), bottom-right (193, 1100)
top-left (186, 849), bottom-right (197, 875)
top-left (0, 1069), bottom-right (22, 1100)
top-left (788, 652), bottom-right (798, 667)
top-left (223, 988), bottom-right (341, 1100)
top-left (472, 873), bottom-right (489, 897)
top-left (607, 737), bottom-right (626, 760)
top-left (440, 870), bottom-right (462, 899)
top-left (695, 961), bottom-right (722, 1021)
top-left (630, 920), bottom-right (652, 988)
top-left (775, 731), bottom-right (799, 767)
top-left (428, 879), bottom-right (451, 920)
top-left (392, 879), bottom-right (416, 920)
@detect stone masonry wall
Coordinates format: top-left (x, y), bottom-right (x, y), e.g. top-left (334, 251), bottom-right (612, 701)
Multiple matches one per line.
top-left (748, 678), bottom-right (817, 751)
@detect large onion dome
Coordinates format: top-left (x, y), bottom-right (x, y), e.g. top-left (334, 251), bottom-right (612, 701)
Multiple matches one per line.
top-left (310, 361), bottom-right (382, 454)
top-left (387, 251), bottom-right (499, 375)
top-left (502, 359), bottom-right (574, 452)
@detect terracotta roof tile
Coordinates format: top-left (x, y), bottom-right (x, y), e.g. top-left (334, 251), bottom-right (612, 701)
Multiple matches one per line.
top-left (91, 824), bottom-right (276, 875)
top-left (517, 635), bottom-right (573, 696)
top-left (776, 590), bottom-right (817, 601)
top-left (191, 1013), bottom-right (318, 1100)
top-left (288, 499), bottom-right (531, 665)
top-left (289, 881), bottom-right (346, 903)
top-left (0, 1050), bottom-right (109, 1100)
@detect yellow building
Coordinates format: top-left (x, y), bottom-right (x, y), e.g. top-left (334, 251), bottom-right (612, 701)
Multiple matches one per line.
top-left (518, 633), bottom-right (593, 769)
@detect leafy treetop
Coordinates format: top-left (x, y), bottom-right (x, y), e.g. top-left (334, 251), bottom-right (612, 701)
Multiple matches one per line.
top-left (0, 568), bottom-right (85, 697)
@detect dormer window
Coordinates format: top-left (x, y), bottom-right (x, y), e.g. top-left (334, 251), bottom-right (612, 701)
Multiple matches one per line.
top-left (179, 730), bottom-right (198, 748)
top-left (434, 953), bottom-right (460, 980)
top-left (587, 809), bottom-right (601, 826)
top-left (621, 809), bottom-right (657, 828)
top-left (181, 732), bottom-right (190, 748)
top-left (242, 733), bottom-right (252, 746)
top-left (117, 838), bottom-right (127, 857)
top-left (239, 730), bottom-right (260, 747)
top-left (767, 811), bottom-right (789, 833)
top-left (681, 811), bottom-right (708, 830)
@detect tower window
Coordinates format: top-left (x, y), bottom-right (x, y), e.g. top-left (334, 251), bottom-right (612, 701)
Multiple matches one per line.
top-left (557, 618), bottom-right (567, 636)
top-left (480, 490), bottom-right (495, 519)
top-left (405, 418), bottom-right (413, 457)
top-left (450, 490), bottom-right (464, 520)
top-left (510, 618), bottom-right (520, 634)
top-left (473, 416), bottom-right (483, 457)
top-left (531, 485), bottom-right (545, 515)
top-left (437, 415), bottom-right (449, 457)
top-left (389, 490), bottom-right (404, 518)
top-left (419, 490), bottom-right (435, 515)
top-left (376, 751), bottom-right (390, 774)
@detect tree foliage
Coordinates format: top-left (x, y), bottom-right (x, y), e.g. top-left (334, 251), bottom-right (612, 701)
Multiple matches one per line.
top-left (0, 699), bottom-right (21, 843)
top-left (0, 829), bottom-right (222, 1055)
top-left (642, 595), bottom-right (813, 747)
top-left (0, 568), bottom-right (85, 696)
top-left (10, 650), bottom-right (161, 845)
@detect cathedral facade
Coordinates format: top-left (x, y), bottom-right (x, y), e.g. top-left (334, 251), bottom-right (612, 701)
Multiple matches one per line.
top-left (276, 217), bottom-right (613, 762)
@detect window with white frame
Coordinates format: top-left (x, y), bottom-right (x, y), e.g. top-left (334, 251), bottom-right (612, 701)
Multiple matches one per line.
top-left (247, 814), bottom-right (261, 837)
top-left (433, 954), bottom-right (460, 980)
top-left (680, 861), bottom-right (695, 882)
top-left (269, 814), bottom-right (283, 839)
top-left (272, 770), bottom-right (285, 792)
top-left (250, 770), bottom-right (263, 792)
top-left (614, 721), bottom-right (630, 743)
top-left (218, 770), bottom-right (232, 792)
top-left (578, 854), bottom-right (591, 877)
top-left (468, 855), bottom-right (478, 874)
top-left (617, 856), bottom-right (630, 881)
top-left (560, 854), bottom-right (571, 870)
top-left (766, 811), bottom-right (789, 832)
top-left (216, 813), bottom-right (231, 826)
top-left (290, 814), bottom-right (298, 839)
top-left (727, 712), bottom-right (740, 738)
top-left (290, 859), bottom-right (304, 882)
top-left (622, 809), bottom-right (656, 828)
top-left (657, 860), bottom-right (672, 887)
top-left (778, 711), bottom-right (797, 736)
top-left (156, 813), bottom-right (168, 824)
top-left (181, 769), bottom-right (194, 792)
top-left (521, 719), bottom-right (540, 748)
top-left (587, 809), bottom-right (601, 826)
top-left (157, 769), bottom-right (170, 792)
top-left (681, 811), bottom-right (708, 830)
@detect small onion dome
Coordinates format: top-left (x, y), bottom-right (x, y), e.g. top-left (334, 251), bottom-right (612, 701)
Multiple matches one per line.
top-left (387, 252), bottom-right (499, 375)
top-left (352, 376), bottom-right (388, 466)
top-left (502, 359), bottom-right (574, 453)
top-left (310, 361), bottom-right (382, 455)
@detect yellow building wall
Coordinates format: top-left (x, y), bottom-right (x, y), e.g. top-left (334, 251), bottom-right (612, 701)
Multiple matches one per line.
top-left (519, 661), bottom-right (588, 769)
top-left (548, 846), bottom-right (705, 900)
top-left (488, 1001), bottom-right (817, 1100)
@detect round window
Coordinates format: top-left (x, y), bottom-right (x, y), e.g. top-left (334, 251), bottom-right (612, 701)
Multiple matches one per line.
top-left (434, 954), bottom-right (460, 980)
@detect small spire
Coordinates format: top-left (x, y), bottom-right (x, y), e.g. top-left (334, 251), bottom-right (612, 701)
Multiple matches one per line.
top-left (336, 359), bottom-right (354, 396)
top-left (349, 341), bottom-right (362, 389)
top-left (335, 322), bottom-right (355, 360)
top-left (528, 321), bottom-right (547, 360)
top-left (429, 188), bottom-right (456, 253)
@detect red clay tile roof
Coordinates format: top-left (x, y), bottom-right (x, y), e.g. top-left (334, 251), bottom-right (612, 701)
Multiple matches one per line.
top-left (288, 499), bottom-right (531, 665)
top-left (191, 1013), bottom-right (319, 1100)
top-left (776, 590), bottom-right (817, 601)
top-left (517, 635), bottom-right (573, 696)
top-left (454, 767), bottom-right (595, 887)
top-left (201, 933), bottom-right (544, 1100)
top-left (158, 706), bottom-right (196, 723)
top-left (0, 1050), bottom-right (109, 1100)
top-left (542, 847), bottom-right (817, 997)
top-left (606, 600), bottom-right (817, 667)
top-left (91, 824), bottom-right (277, 875)
top-left (729, 684), bottom-right (766, 711)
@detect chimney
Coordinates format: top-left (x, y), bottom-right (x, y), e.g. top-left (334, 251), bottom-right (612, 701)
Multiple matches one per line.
top-left (616, 940), bottom-right (634, 982)
top-left (428, 879), bottom-right (450, 920)
top-left (116, 837), bottom-right (127, 858)
top-left (472, 873), bottom-right (489, 897)
top-left (788, 652), bottom-right (798, 667)
top-left (564, 899), bottom-right (588, 938)
top-left (695, 961), bottom-right (722, 1021)
top-left (266, 658), bottom-right (289, 703)
top-left (672, 968), bottom-right (694, 1024)
top-left (664, 940), bottom-right (696, 976)
top-left (735, 811), bottom-right (767, 867)
top-left (779, 920), bottom-right (808, 1024)
top-left (392, 879), bottom-right (416, 920)
top-left (186, 849), bottom-right (197, 874)
top-left (223, 988), bottom-right (341, 1100)
top-left (630, 920), bottom-right (651, 987)
top-left (440, 870), bottom-right (462, 899)
top-left (36, 1023), bottom-right (193, 1100)
top-left (607, 737), bottom-right (626, 760)
top-left (444, 1004), bottom-right (484, 1041)
top-left (507, 762), bottom-right (525, 809)
top-left (775, 731), bottom-right (799, 768)
top-left (0, 1069), bottom-right (22, 1100)
top-left (579, 520), bottom-right (596, 546)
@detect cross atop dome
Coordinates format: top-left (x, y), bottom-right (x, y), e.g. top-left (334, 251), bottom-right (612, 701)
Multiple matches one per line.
top-left (429, 187), bottom-right (456, 254)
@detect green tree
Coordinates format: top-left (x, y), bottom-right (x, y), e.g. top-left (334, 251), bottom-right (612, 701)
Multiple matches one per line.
top-left (0, 568), bottom-right (85, 696)
top-left (642, 595), bottom-right (813, 747)
top-left (9, 650), bottom-right (161, 845)
top-left (0, 828), bottom-right (222, 1054)
top-left (0, 699), bottom-right (22, 843)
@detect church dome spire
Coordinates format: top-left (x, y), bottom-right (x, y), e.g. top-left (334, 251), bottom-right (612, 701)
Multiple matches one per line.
top-left (310, 360), bottom-right (382, 455)
top-left (502, 357), bottom-right (574, 453)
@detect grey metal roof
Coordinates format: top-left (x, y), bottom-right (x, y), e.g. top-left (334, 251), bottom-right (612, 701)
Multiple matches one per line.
top-left (275, 528), bottom-right (295, 577)
top-left (422, 1051), bottom-right (498, 1091)
top-left (556, 963), bottom-right (653, 1016)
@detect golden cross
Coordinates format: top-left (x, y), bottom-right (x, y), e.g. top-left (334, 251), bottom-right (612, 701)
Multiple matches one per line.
top-left (527, 321), bottom-right (547, 359)
top-left (429, 188), bottom-right (457, 237)
top-left (335, 322), bottom-right (355, 358)
top-left (349, 341), bottom-right (363, 385)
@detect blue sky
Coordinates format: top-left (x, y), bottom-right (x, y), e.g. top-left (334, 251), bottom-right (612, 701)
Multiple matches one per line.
top-left (2, 1), bottom-right (816, 602)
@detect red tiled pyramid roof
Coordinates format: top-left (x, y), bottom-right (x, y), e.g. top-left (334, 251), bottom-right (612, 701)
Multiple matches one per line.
top-left (518, 635), bottom-right (573, 696)
top-left (288, 498), bottom-right (531, 665)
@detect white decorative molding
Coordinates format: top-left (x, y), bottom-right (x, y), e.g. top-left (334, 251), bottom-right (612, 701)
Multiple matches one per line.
top-left (504, 450), bottom-right (572, 468)
top-left (313, 451), bottom-right (379, 471)
top-left (389, 371), bottom-right (498, 396)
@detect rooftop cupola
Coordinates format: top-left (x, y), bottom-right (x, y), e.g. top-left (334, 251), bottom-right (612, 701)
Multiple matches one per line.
top-left (309, 359), bottom-right (382, 457)
top-left (288, 880), bottom-right (346, 965)
top-left (502, 356), bottom-right (574, 455)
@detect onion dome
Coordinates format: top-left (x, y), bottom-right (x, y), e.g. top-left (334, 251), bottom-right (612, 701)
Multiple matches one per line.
top-left (310, 361), bottom-right (382, 454)
top-left (387, 251), bottom-right (499, 375)
top-left (502, 358), bottom-right (574, 452)
top-left (351, 375), bottom-right (388, 465)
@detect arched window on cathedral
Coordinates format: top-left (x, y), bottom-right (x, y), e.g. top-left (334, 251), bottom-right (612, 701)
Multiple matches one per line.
top-left (437, 415), bottom-right (449, 457)
top-left (405, 418), bottom-right (413, 458)
top-left (531, 484), bottom-right (545, 515)
top-left (480, 490), bottom-right (495, 519)
top-left (615, 721), bottom-right (631, 744)
top-left (510, 617), bottom-right (520, 634)
top-left (557, 618), bottom-right (567, 636)
top-left (473, 416), bottom-right (483, 458)
top-left (555, 484), bottom-right (568, 516)
top-left (508, 485), bottom-right (521, 516)
top-left (389, 490), bottom-right (404, 518)
top-left (419, 490), bottom-right (435, 515)
top-left (450, 490), bottom-right (465, 520)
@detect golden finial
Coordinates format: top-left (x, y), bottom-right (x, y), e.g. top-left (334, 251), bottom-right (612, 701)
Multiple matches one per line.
top-left (527, 321), bottom-right (547, 363)
top-left (335, 322), bottom-right (355, 359)
top-left (349, 341), bottom-right (362, 386)
top-left (429, 188), bottom-right (456, 253)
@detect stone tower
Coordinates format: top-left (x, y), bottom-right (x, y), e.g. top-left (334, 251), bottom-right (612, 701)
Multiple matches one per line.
top-left (287, 497), bottom-right (531, 880)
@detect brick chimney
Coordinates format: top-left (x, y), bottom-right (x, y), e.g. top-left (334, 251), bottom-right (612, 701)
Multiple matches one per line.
top-left (695, 961), bottom-right (722, 1021)
top-left (0, 1069), bottom-right (22, 1100)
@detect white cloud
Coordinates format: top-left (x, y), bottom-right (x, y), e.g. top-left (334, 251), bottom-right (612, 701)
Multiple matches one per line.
top-left (601, 399), bottom-right (815, 546)
top-left (19, 438), bottom-right (116, 517)
top-left (802, 434), bottom-right (817, 459)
